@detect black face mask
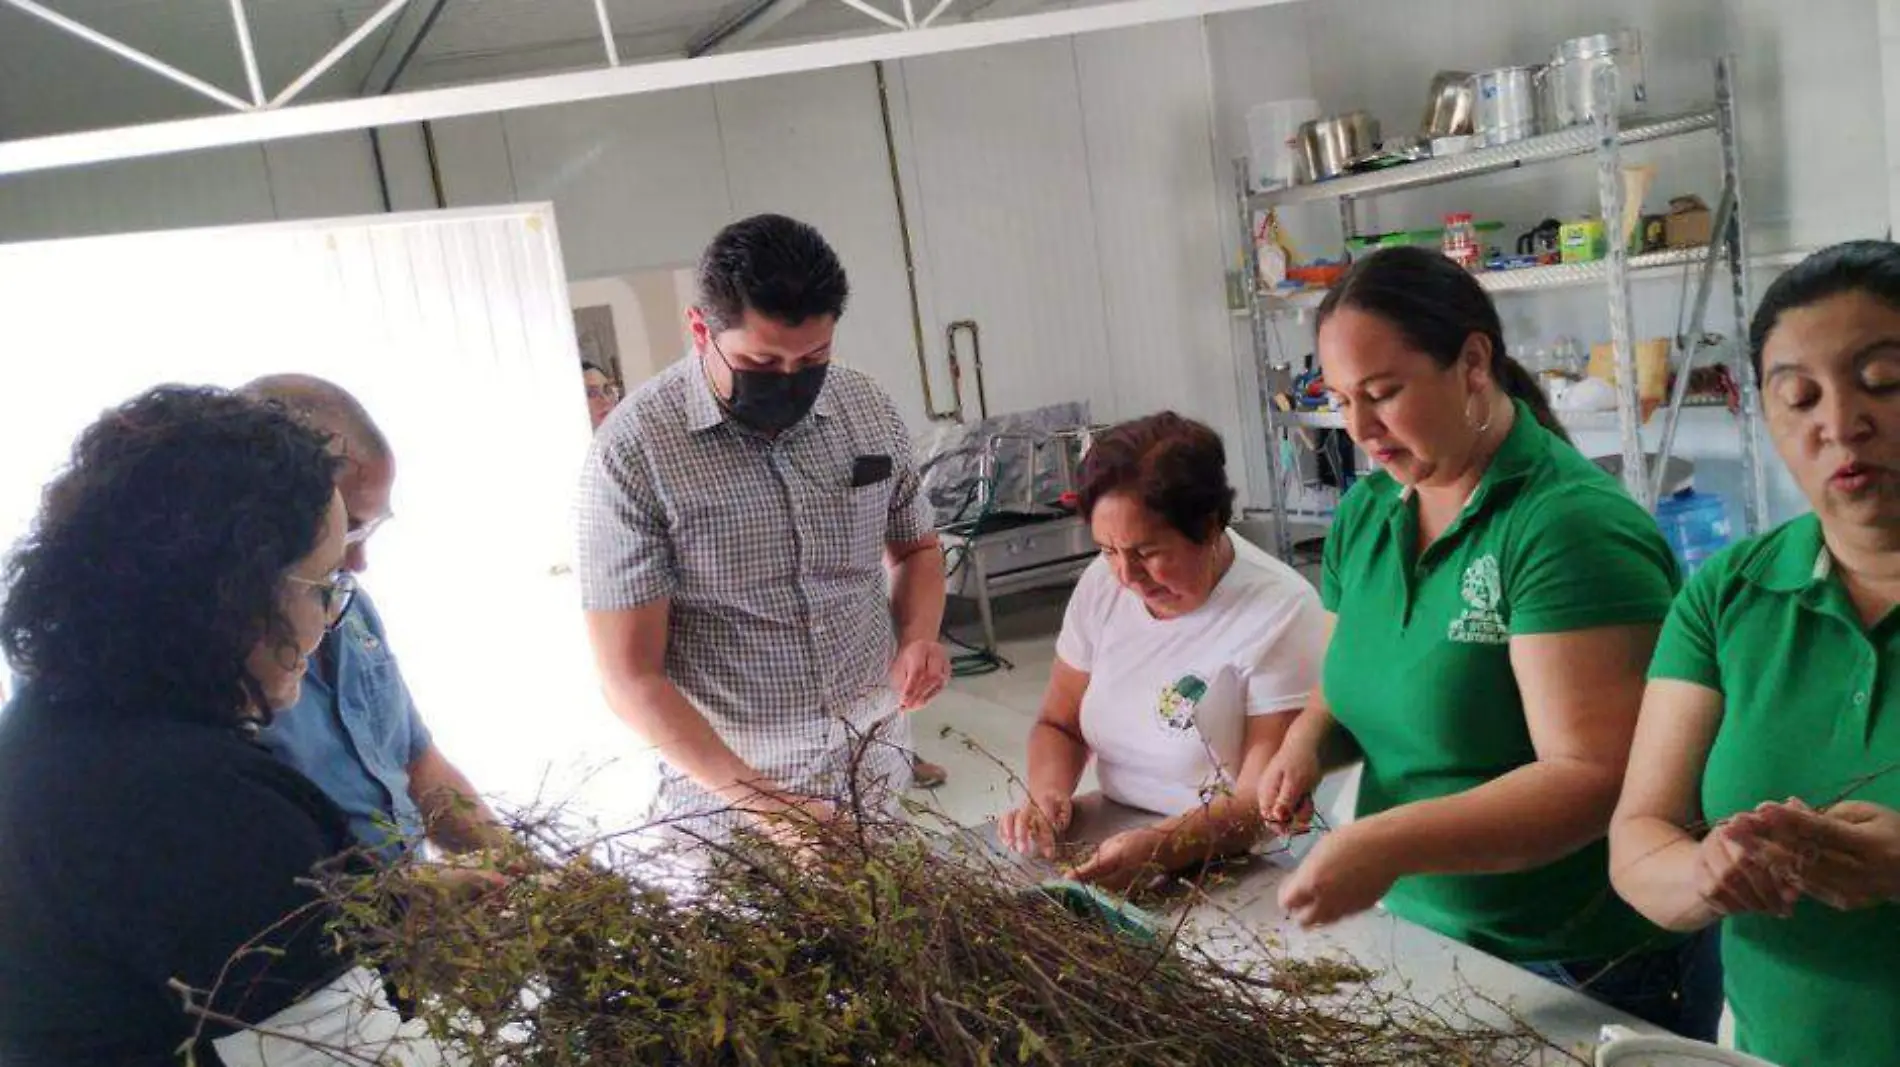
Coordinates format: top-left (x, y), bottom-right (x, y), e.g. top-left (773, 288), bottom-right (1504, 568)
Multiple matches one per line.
top-left (712, 341), bottom-right (829, 434)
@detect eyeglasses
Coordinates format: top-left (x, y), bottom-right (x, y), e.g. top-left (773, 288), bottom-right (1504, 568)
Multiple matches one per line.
top-left (344, 514), bottom-right (391, 547)
top-left (585, 383), bottom-right (622, 401)
top-left (287, 570), bottom-right (358, 630)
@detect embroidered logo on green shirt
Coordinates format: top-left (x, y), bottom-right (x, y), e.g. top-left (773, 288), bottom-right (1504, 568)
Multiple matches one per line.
top-left (1448, 554), bottom-right (1508, 645)
top-left (1157, 674), bottom-right (1209, 731)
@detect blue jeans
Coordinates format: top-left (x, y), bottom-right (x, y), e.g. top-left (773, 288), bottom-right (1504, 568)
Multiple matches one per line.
top-left (1519, 926), bottom-right (1723, 1042)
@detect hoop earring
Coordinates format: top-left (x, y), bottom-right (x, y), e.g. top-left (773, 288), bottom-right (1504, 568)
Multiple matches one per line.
top-left (1467, 395), bottom-right (1494, 436)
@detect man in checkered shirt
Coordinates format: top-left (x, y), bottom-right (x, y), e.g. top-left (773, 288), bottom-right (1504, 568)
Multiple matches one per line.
top-left (578, 214), bottom-right (950, 842)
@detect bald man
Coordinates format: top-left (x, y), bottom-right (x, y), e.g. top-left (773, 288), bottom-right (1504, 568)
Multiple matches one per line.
top-left (243, 374), bottom-right (504, 861)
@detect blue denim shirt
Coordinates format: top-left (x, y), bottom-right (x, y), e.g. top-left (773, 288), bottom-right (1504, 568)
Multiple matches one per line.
top-left (259, 589), bottom-right (431, 860)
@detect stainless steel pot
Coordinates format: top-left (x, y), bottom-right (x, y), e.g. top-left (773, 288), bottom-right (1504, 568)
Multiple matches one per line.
top-left (1547, 29), bottom-right (1646, 129)
top-left (1420, 70), bottom-right (1475, 138)
top-left (1472, 65), bottom-right (1544, 147)
top-left (1298, 111), bottom-right (1379, 182)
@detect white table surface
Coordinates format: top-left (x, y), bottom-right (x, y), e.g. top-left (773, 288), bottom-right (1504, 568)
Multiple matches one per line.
top-left (964, 795), bottom-right (1650, 1064)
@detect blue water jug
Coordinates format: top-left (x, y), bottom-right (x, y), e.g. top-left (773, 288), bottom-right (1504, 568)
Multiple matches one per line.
top-left (1655, 491), bottom-right (1732, 577)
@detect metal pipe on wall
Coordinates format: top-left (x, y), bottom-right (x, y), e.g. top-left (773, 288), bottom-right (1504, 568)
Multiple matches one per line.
top-left (368, 130), bottom-right (394, 211)
top-left (421, 121), bottom-right (447, 208)
top-left (874, 59), bottom-right (962, 422)
top-left (947, 319), bottom-right (988, 420)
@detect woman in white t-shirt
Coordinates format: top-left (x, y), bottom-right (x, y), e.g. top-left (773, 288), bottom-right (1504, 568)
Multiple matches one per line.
top-left (997, 413), bottom-right (1326, 890)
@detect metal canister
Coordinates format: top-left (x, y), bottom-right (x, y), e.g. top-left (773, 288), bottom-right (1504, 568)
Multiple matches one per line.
top-left (1472, 65), bottom-right (1544, 147)
top-left (1420, 71), bottom-right (1475, 139)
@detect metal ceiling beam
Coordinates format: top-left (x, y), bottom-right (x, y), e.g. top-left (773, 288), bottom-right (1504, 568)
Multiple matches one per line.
top-left (687, 0), bottom-right (815, 58)
top-left (590, 0), bottom-right (621, 66)
top-left (357, 0), bottom-right (452, 95)
top-left (836, 0), bottom-right (907, 30)
top-left (0, 0), bottom-right (1301, 177)
top-left (0, 0), bottom-right (253, 112)
top-left (226, 0), bottom-right (266, 106)
top-left (920, 0), bottom-right (959, 28)
top-left (270, 0), bottom-right (414, 107)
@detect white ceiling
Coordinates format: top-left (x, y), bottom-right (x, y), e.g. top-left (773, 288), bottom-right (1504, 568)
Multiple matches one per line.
top-left (0, 0), bottom-right (1081, 138)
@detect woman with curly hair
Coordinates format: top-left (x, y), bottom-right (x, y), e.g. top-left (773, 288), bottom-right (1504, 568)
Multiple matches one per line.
top-left (0, 386), bottom-right (427, 1066)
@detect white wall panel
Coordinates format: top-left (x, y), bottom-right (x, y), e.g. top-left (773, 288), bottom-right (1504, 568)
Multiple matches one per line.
top-left (0, 131), bottom-right (420, 243)
top-left (1723, 0), bottom-right (1888, 250)
top-left (898, 39), bottom-right (1116, 421)
top-left (714, 65), bottom-right (936, 433)
top-left (262, 133), bottom-right (387, 221)
top-left (0, 147), bottom-right (276, 242)
top-left (1074, 21), bottom-right (1243, 450)
top-left (1884, 0), bottom-right (1900, 236)
top-left (430, 113), bottom-right (522, 209)
top-left (497, 89), bottom-right (734, 280)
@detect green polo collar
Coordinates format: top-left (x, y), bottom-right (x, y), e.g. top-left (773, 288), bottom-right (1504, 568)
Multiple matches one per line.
top-left (1740, 513), bottom-right (1829, 595)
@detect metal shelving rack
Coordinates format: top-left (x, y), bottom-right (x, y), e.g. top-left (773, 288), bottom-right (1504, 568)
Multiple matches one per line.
top-left (1235, 56), bottom-right (1769, 561)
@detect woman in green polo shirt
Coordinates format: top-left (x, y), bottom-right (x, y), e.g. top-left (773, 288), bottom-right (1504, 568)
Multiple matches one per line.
top-left (1612, 241), bottom-right (1900, 1067)
top-left (1255, 247), bottom-right (1717, 1038)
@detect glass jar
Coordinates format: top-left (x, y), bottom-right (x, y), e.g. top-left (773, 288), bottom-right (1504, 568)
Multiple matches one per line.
top-left (1442, 213), bottom-right (1480, 272)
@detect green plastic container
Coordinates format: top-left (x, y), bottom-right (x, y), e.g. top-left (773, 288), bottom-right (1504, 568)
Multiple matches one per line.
top-left (1346, 221), bottom-right (1503, 255)
top-left (1024, 878), bottom-right (1161, 944)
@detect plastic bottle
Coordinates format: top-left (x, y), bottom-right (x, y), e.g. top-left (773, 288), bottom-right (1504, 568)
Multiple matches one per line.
top-left (1655, 490), bottom-right (1733, 576)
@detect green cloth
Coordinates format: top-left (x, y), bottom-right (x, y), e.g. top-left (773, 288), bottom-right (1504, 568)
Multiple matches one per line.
top-left (1320, 400), bottom-right (1682, 962)
top-left (1650, 512), bottom-right (1900, 1067)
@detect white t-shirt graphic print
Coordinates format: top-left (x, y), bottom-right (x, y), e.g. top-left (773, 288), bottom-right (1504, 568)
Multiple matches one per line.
top-left (1056, 532), bottom-right (1325, 816)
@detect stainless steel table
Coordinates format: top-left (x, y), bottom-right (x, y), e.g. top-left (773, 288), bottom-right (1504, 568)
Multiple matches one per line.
top-left (940, 512), bottom-right (1097, 653)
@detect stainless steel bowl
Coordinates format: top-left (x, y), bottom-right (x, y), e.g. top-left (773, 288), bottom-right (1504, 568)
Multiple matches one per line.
top-left (1299, 111), bottom-right (1380, 182)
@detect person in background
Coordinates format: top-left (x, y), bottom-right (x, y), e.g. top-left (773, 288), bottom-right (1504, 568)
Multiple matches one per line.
top-left (244, 374), bottom-right (505, 861)
top-left (0, 387), bottom-right (378, 1063)
top-left (1611, 241), bottom-right (1900, 1067)
top-left (584, 362), bottom-right (623, 430)
top-left (996, 413), bottom-right (1325, 891)
top-left (578, 213), bottom-right (949, 842)
top-left (1255, 246), bottom-right (1718, 1038)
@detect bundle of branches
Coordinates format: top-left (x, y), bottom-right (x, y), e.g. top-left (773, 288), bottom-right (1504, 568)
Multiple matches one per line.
top-left (308, 804), bottom-right (1567, 1067)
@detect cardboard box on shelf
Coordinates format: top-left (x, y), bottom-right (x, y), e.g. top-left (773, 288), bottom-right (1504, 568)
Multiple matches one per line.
top-left (1590, 338), bottom-right (1671, 421)
top-left (1560, 219), bottom-right (1607, 264)
top-left (1665, 195), bottom-right (1712, 249)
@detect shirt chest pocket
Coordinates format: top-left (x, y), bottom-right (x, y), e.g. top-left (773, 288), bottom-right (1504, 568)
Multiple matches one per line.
top-left (840, 482), bottom-right (892, 573)
top-left (782, 478), bottom-right (890, 579)
top-left (337, 630), bottom-right (407, 756)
